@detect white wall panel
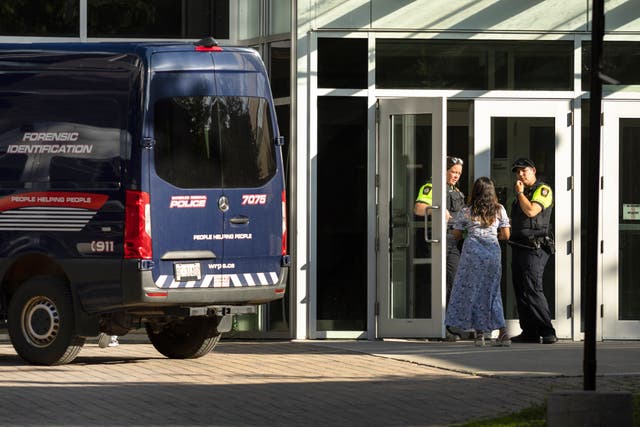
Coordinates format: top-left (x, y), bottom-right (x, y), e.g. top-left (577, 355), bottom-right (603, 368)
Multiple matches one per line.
top-left (313, 0), bottom-right (371, 29)
top-left (604, 0), bottom-right (640, 32)
top-left (311, 1), bottom-right (640, 34)
top-left (311, 0), bottom-right (592, 32)
top-left (370, 0), bottom-right (588, 32)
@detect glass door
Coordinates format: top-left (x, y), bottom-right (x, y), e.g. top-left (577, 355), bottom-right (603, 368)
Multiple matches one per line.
top-left (601, 101), bottom-right (640, 339)
top-left (474, 99), bottom-right (573, 339)
top-left (377, 98), bottom-right (447, 337)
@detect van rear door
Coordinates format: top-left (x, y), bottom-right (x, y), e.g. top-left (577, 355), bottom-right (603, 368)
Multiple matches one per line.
top-left (214, 95), bottom-right (284, 289)
top-left (211, 51), bottom-right (285, 292)
top-left (148, 58), bottom-right (225, 289)
top-left (148, 50), bottom-right (285, 293)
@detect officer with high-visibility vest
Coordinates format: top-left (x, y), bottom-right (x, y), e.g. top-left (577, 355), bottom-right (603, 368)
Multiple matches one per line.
top-left (508, 158), bottom-right (557, 344)
top-left (414, 156), bottom-right (465, 312)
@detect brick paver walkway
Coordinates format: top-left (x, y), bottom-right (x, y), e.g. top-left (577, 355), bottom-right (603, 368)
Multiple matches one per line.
top-left (0, 341), bottom-right (637, 426)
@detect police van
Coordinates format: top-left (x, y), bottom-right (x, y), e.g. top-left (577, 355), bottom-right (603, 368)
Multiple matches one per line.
top-left (0, 38), bottom-right (289, 365)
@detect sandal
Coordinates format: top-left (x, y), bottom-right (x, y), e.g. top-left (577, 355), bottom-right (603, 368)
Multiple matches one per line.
top-left (446, 325), bottom-right (462, 339)
top-left (493, 328), bottom-right (511, 347)
top-left (474, 330), bottom-right (486, 347)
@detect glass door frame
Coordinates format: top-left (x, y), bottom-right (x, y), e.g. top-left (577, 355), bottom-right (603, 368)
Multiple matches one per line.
top-left (474, 98), bottom-right (573, 339)
top-left (601, 100), bottom-right (640, 339)
top-left (376, 97), bottom-right (447, 338)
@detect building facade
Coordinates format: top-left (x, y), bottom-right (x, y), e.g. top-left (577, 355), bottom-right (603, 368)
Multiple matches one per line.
top-left (293, 0), bottom-right (640, 342)
top-left (2, 1), bottom-right (640, 341)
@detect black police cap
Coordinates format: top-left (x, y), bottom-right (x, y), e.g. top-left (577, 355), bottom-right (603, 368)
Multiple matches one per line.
top-left (511, 158), bottom-right (535, 172)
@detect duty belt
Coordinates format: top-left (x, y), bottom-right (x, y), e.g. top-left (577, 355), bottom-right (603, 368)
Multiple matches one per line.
top-left (509, 236), bottom-right (554, 253)
top-left (508, 239), bottom-right (539, 250)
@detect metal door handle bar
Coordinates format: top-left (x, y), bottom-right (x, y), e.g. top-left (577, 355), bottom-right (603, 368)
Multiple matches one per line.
top-left (425, 205), bottom-right (440, 243)
top-left (230, 216), bottom-right (250, 224)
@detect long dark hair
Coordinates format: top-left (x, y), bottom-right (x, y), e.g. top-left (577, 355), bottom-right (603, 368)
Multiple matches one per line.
top-left (468, 176), bottom-right (501, 227)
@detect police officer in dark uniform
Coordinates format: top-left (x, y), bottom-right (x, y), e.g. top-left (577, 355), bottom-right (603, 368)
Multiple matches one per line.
top-left (414, 156), bottom-right (465, 310)
top-left (508, 158), bottom-right (557, 344)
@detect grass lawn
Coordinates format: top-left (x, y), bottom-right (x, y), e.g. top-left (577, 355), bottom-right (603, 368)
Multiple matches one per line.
top-left (455, 393), bottom-right (640, 427)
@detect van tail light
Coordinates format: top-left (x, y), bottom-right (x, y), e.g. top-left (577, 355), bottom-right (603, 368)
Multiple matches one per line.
top-left (281, 190), bottom-right (288, 256)
top-left (124, 190), bottom-right (152, 259)
top-left (194, 37), bottom-right (223, 52)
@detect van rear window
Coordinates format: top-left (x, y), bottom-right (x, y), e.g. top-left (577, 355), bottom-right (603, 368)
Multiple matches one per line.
top-left (153, 96), bottom-right (276, 189)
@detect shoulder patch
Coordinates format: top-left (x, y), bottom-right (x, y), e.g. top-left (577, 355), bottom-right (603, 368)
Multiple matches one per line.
top-left (531, 184), bottom-right (553, 209)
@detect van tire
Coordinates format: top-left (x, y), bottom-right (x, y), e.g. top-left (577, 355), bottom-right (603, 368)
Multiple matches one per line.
top-left (145, 318), bottom-right (220, 359)
top-left (8, 277), bottom-right (85, 365)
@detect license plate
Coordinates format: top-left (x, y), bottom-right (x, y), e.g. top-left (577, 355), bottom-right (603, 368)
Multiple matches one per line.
top-left (174, 262), bottom-right (201, 282)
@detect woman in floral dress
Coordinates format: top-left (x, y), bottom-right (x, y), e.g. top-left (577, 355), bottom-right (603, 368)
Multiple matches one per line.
top-left (445, 177), bottom-right (511, 346)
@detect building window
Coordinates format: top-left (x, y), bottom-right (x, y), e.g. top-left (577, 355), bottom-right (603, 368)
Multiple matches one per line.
top-left (238, 0), bottom-right (260, 40)
top-left (269, 0), bottom-right (290, 36)
top-left (0, 0), bottom-right (79, 37)
top-left (376, 39), bottom-right (573, 90)
top-left (318, 38), bottom-right (368, 89)
top-left (88, 0), bottom-right (229, 39)
top-left (583, 42), bottom-right (640, 90)
top-left (270, 42), bottom-right (290, 99)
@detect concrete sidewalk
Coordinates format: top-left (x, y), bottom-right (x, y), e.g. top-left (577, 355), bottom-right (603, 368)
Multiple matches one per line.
top-left (309, 339), bottom-right (640, 378)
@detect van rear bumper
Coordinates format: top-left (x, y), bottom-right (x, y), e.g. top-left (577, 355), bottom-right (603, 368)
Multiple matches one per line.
top-left (121, 260), bottom-right (288, 308)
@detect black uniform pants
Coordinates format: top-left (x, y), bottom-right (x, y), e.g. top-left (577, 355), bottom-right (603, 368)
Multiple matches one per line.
top-left (511, 245), bottom-right (556, 338)
top-left (445, 232), bottom-right (462, 306)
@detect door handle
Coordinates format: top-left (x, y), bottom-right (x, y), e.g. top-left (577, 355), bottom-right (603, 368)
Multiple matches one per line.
top-left (425, 205), bottom-right (440, 243)
top-left (230, 216), bottom-right (250, 225)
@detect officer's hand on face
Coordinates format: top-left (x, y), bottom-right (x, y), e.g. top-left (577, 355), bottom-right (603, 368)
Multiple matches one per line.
top-left (514, 180), bottom-right (524, 194)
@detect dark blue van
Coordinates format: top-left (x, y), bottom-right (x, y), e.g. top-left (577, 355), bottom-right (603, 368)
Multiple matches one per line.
top-left (0, 38), bottom-right (288, 365)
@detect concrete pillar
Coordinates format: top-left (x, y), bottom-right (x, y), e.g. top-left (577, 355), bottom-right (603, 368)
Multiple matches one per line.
top-left (547, 391), bottom-right (633, 427)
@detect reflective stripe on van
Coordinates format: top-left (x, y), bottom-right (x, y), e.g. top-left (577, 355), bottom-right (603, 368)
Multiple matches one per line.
top-left (154, 271), bottom-right (279, 289)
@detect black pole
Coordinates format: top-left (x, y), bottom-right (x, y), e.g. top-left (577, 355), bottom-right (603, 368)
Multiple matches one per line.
top-left (584, 0), bottom-right (604, 391)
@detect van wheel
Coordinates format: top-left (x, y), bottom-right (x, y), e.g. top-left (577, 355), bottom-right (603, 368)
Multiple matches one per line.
top-left (8, 277), bottom-right (85, 365)
top-left (145, 317), bottom-right (220, 359)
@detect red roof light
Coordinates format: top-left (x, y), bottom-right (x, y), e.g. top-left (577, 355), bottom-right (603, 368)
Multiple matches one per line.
top-left (194, 37), bottom-right (222, 52)
top-left (195, 45), bottom-right (223, 52)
